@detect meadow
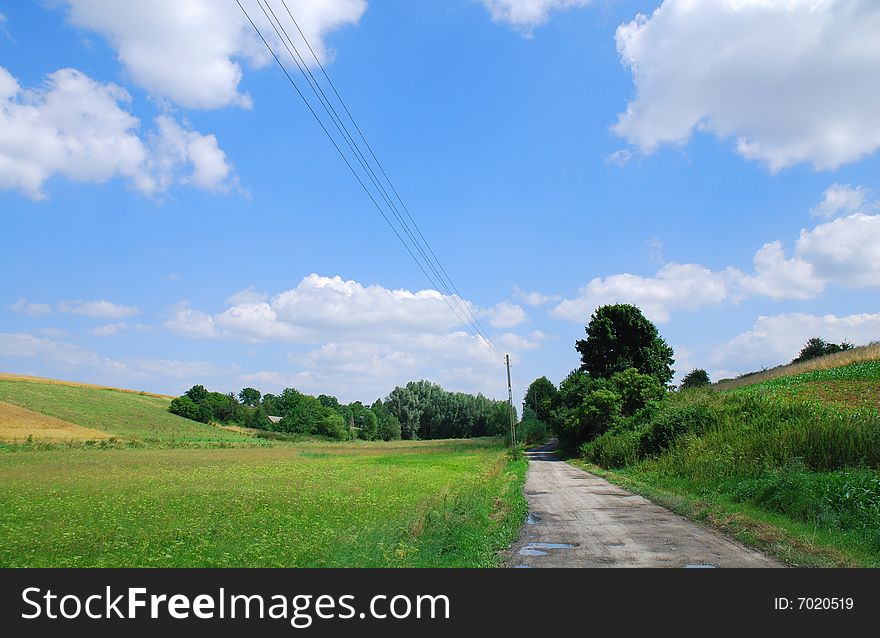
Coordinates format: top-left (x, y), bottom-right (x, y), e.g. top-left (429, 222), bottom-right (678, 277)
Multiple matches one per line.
top-left (0, 374), bottom-right (526, 568)
top-left (578, 359), bottom-right (880, 566)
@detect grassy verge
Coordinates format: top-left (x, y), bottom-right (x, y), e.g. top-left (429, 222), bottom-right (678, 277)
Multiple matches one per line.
top-left (0, 438), bottom-right (525, 567)
top-left (577, 369), bottom-right (880, 567)
top-left (570, 459), bottom-right (863, 567)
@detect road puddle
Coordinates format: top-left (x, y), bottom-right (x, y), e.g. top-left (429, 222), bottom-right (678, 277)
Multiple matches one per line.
top-left (526, 512), bottom-right (541, 525)
top-left (518, 542), bottom-right (574, 557)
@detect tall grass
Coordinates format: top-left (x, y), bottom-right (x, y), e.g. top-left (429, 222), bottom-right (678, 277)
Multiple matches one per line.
top-left (580, 381), bottom-right (880, 564)
top-left (715, 341), bottom-right (880, 391)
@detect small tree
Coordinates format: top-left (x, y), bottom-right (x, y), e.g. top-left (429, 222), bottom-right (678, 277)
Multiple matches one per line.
top-left (576, 304), bottom-right (674, 385)
top-left (680, 368), bottom-right (711, 390)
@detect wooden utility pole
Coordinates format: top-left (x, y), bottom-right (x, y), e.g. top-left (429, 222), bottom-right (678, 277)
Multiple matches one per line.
top-left (506, 354), bottom-right (517, 447)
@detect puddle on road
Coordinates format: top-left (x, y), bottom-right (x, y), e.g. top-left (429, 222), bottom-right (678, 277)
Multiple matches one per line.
top-left (685, 564), bottom-right (717, 568)
top-left (526, 512), bottom-right (541, 525)
top-left (518, 541), bottom-right (575, 557)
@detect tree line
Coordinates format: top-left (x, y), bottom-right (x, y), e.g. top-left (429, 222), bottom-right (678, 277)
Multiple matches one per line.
top-left (169, 379), bottom-right (512, 442)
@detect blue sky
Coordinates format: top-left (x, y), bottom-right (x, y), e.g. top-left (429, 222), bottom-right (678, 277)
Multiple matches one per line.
top-left (2, 0), bottom-right (879, 405)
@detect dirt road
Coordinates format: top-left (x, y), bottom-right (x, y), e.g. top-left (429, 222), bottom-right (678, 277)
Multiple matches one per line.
top-left (506, 442), bottom-right (779, 568)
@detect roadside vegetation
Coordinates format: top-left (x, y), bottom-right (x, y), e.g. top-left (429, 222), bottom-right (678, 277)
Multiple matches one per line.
top-left (521, 303), bottom-right (880, 566)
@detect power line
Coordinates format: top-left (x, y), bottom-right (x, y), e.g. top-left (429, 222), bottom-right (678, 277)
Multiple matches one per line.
top-left (276, 0), bottom-right (503, 355)
top-left (238, 0), bottom-right (503, 364)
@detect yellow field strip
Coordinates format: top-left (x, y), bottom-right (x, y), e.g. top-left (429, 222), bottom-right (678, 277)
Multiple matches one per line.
top-left (0, 401), bottom-right (109, 442)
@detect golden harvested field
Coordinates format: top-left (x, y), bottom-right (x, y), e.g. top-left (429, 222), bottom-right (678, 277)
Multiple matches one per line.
top-left (0, 401), bottom-right (109, 442)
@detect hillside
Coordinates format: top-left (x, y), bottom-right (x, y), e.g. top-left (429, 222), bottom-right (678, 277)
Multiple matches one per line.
top-left (715, 342), bottom-right (880, 392)
top-left (0, 374), bottom-right (250, 444)
top-left (579, 357), bottom-right (880, 566)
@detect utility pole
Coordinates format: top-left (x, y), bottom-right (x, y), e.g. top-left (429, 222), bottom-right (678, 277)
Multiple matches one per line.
top-left (506, 354), bottom-right (517, 448)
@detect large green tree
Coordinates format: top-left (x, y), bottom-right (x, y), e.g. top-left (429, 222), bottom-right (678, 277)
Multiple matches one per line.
top-left (576, 304), bottom-right (674, 385)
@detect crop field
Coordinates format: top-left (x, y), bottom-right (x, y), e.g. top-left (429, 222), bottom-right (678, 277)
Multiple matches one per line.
top-left (0, 401), bottom-right (109, 442)
top-left (732, 360), bottom-right (880, 412)
top-left (0, 439), bottom-right (525, 567)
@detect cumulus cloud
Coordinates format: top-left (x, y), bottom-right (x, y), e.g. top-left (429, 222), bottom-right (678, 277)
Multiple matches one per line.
top-left (169, 274), bottom-right (488, 342)
top-left (61, 0), bottom-right (367, 110)
top-left (512, 285), bottom-right (560, 306)
top-left (810, 183), bottom-right (870, 219)
top-left (613, 0), bottom-right (880, 171)
top-left (709, 311), bottom-right (880, 376)
top-left (554, 187), bottom-right (880, 323)
top-left (166, 274), bottom-right (542, 401)
top-left (796, 213), bottom-right (880, 287)
top-left (481, 0), bottom-right (593, 31)
top-left (553, 263), bottom-right (731, 323)
top-left (0, 66), bottom-right (236, 199)
top-left (484, 301), bottom-right (527, 328)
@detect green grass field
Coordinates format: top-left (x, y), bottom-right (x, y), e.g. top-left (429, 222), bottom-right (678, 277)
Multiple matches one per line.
top-left (578, 360), bottom-right (880, 566)
top-left (0, 378), bottom-right (250, 443)
top-left (0, 375), bottom-right (526, 567)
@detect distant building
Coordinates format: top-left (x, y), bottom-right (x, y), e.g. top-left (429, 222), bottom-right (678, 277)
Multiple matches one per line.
top-left (267, 416), bottom-right (282, 424)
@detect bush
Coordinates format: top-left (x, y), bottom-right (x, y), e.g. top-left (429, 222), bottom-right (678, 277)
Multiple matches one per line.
top-left (680, 369), bottom-right (711, 390)
top-left (611, 367), bottom-right (667, 416)
top-left (639, 400), bottom-right (719, 457)
top-left (581, 429), bottom-right (642, 468)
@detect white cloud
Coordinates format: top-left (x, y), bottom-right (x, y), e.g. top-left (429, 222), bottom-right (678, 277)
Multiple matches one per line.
top-left (11, 299), bottom-right (53, 317)
top-left (605, 148), bottom-right (632, 167)
top-left (168, 274), bottom-right (490, 342)
top-left (613, 0), bottom-right (880, 171)
top-left (481, 0), bottom-right (593, 31)
top-left (88, 322), bottom-right (151, 337)
top-left (553, 262), bottom-right (730, 323)
top-left (555, 188), bottom-right (880, 322)
top-left (59, 300), bottom-right (140, 319)
top-left (810, 183), bottom-right (870, 219)
top-left (165, 274), bottom-right (541, 401)
top-left (709, 311), bottom-right (880, 376)
top-left (147, 115), bottom-right (236, 193)
top-left (61, 0), bottom-right (367, 110)
top-left (484, 301), bottom-right (527, 328)
top-left (0, 66), bottom-right (236, 199)
top-left (512, 285), bottom-right (560, 306)
top-left (796, 213), bottom-right (880, 287)
top-left (165, 305), bottom-right (218, 339)
top-left (497, 330), bottom-right (547, 352)
top-left (732, 241), bottom-right (822, 300)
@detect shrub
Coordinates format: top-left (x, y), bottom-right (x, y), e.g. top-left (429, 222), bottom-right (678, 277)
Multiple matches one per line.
top-left (611, 367), bottom-right (667, 416)
top-left (680, 369), bottom-right (711, 390)
top-left (639, 400), bottom-right (719, 457)
top-left (582, 429), bottom-right (642, 468)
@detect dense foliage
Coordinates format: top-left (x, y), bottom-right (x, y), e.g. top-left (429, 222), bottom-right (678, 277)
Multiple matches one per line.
top-left (170, 379), bottom-right (509, 441)
top-left (680, 368), bottom-right (710, 390)
top-left (793, 337), bottom-right (853, 363)
top-left (576, 303), bottom-right (675, 385)
top-left (384, 380), bottom-right (512, 440)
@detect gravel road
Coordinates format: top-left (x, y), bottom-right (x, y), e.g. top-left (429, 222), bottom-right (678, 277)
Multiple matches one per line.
top-left (506, 442), bottom-right (780, 568)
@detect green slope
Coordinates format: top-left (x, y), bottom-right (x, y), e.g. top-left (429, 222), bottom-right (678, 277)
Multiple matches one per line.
top-left (0, 378), bottom-right (249, 443)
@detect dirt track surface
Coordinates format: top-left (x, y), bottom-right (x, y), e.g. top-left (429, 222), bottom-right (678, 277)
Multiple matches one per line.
top-left (506, 442), bottom-right (780, 568)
